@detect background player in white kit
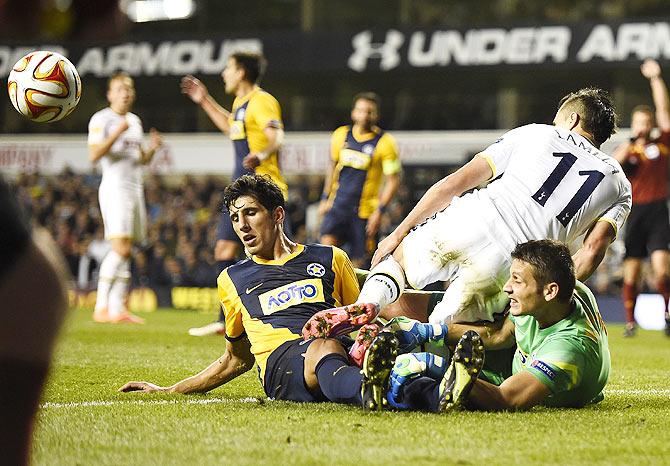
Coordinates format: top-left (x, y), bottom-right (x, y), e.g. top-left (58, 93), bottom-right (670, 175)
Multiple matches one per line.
top-left (88, 72), bottom-right (163, 323)
top-left (303, 87), bottom-right (632, 336)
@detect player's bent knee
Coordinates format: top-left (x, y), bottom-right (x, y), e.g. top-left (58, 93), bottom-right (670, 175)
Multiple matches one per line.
top-left (304, 339), bottom-right (347, 374)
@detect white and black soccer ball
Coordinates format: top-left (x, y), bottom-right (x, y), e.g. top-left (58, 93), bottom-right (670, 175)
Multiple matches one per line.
top-left (7, 50), bottom-right (82, 123)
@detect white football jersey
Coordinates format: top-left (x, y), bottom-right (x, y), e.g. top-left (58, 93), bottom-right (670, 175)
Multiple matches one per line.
top-left (88, 107), bottom-right (145, 191)
top-left (455, 124), bottom-right (632, 253)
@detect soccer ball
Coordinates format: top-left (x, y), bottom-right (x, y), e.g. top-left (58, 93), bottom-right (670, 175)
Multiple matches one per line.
top-left (7, 50), bottom-right (82, 123)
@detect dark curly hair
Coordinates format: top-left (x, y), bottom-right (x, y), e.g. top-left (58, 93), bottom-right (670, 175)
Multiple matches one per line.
top-left (557, 87), bottom-right (617, 147)
top-left (221, 174), bottom-right (285, 214)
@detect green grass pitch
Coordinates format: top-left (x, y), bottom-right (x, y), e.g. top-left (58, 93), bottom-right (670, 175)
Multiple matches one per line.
top-left (34, 308), bottom-right (670, 465)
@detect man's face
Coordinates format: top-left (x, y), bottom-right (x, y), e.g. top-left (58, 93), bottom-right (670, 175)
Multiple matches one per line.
top-left (351, 98), bottom-right (378, 129)
top-left (631, 110), bottom-right (654, 139)
top-left (107, 77), bottom-right (135, 113)
top-left (228, 195), bottom-right (279, 257)
top-left (503, 259), bottom-right (546, 317)
top-left (222, 57), bottom-right (244, 94)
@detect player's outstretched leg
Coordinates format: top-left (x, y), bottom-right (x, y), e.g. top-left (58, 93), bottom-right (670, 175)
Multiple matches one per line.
top-left (438, 330), bottom-right (485, 412)
top-left (348, 323), bottom-right (383, 367)
top-left (361, 332), bottom-right (399, 411)
top-left (302, 303), bottom-right (379, 340)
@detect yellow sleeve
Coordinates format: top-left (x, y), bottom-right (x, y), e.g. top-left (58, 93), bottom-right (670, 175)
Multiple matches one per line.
top-left (330, 126), bottom-right (349, 163)
top-left (217, 270), bottom-right (245, 340)
top-left (249, 92), bottom-right (283, 130)
top-left (331, 246), bottom-right (360, 306)
top-left (377, 133), bottom-right (401, 175)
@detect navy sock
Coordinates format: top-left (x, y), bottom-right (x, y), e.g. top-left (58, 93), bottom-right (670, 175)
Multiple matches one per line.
top-left (402, 376), bottom-right (441, 412)
top-left (314, 353), bottom-right (363, 405)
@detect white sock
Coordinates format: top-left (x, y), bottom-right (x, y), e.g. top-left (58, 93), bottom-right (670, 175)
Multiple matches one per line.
top-left (108, 258), bottom-right (130, 318)
top-left (356, 256), bottom-right (406, 309)
top-left (95, 250), bottom-right (124, 311)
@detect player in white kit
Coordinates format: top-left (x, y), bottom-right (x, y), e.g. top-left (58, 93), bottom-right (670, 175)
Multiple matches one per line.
top-left (88, 72), bottom-right (163, 323)
top-left (303, 87), bottom-right (632, 337)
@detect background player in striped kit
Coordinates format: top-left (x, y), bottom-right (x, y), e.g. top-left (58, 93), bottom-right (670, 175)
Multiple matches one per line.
top-left (181, 52), bottom-right (288, 336)
top-left (319, 92), bottom-right (400, 268)
top-left (613, 59), bottom-right (670, 337)
top-left (88, 72), bottom-right (163, 323)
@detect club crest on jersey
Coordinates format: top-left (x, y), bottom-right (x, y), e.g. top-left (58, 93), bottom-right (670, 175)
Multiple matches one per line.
top-left (306, 262), bottom-right (325, 277)
top-left (362, 143), bottom-right (375, 155)
top-left (258, 279), bottom-right (324, 315)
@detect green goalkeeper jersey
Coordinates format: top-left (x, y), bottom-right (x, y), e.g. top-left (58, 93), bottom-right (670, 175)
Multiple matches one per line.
top-left (510, 281), bottom-right (610, 408)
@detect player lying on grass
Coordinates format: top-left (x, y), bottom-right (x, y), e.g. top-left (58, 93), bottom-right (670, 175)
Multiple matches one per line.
top-left (358, 240), bottom-right (611, 411)
top-left (119, 174), bottom-right (476, 411)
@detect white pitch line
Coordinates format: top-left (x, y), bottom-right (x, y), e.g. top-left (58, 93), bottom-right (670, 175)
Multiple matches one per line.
top-left (605, 389), bottom-right (670, 396)
top-left (40, 389), bottom-right (670, 409)
top-left (40, 397), bottom-right (261, 409)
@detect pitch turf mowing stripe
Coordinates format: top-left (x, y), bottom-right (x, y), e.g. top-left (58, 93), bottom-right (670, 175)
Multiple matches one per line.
top-left (41, 397), bottom-right (261, 409)
top-left (40, 389), bottom-right (670, 409)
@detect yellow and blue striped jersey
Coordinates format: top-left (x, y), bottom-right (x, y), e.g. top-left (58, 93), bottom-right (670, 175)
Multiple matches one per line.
top-left (218, 244), bottom-right (359, 381)
top-left (229, 87), bottom-right (288, 199)
top-left (327, 125), bottom-right (400, 218)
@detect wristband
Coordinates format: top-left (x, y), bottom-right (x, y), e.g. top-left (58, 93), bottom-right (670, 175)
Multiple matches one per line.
top-left (256, 150), bottom-right (270, 161)
top-left (377, 204), bottom-right (387, 214)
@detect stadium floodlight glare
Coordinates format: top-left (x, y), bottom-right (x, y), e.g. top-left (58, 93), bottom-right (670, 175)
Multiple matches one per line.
top-left (119, 0), bottom-right (195, 23)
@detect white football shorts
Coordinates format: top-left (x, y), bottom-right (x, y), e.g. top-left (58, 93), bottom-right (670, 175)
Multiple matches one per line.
top-left (401, 204), bottom-right (511, 323)
top-left (99, 185), bottom-right (146, 242)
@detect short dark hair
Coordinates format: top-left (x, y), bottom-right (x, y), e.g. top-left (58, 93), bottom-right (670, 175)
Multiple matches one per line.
top-left (557, 87), bottom-right (617, 146)
top-left (222, 174), bottom-right (285, 214)
top-left (230, 52), bottom-right (267, 85)
top-left (353, 92), bottom-right (381, 111)
top-left (511, 240), bottom-right (576, 303)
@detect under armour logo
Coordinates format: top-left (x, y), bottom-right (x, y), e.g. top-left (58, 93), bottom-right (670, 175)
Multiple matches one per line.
top-left (348, 30), bottom-right (404, 72)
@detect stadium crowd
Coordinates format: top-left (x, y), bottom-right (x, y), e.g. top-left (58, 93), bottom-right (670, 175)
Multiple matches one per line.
top-left (8, 169), bottom-right (413, 295)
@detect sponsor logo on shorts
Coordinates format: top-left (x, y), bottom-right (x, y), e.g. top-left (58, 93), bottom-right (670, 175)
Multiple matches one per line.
top-left (531, 359), bottom-right (556, 380)
top-left (306, 263), bottom-right (325, 277)
top-left (259, 279), bottom-right (324, 315)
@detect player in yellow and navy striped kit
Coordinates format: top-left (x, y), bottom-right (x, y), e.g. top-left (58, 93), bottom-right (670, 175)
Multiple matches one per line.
top-left (320, 92), bottom-right (401, 267)
top-left (120, 175), bottom-right (399, 407)
top-left (181, 52), bottom-right (289, 336)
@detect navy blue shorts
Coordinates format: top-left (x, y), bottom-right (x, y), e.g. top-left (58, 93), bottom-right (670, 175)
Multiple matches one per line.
top-left (263, 336), bottom-right (354, 402)
top-left (264, 338), bottom-right (326, 402)
top-left (320, 210), bottom-right (374, 261)
top-left (217, 212), bottom-right (293, 243)
top-left (624, 200), bottom-right (670, 258)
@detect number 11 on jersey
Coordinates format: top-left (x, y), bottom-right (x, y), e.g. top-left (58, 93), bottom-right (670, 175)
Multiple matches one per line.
top-left (532, 152), bottom-right (605, 227)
